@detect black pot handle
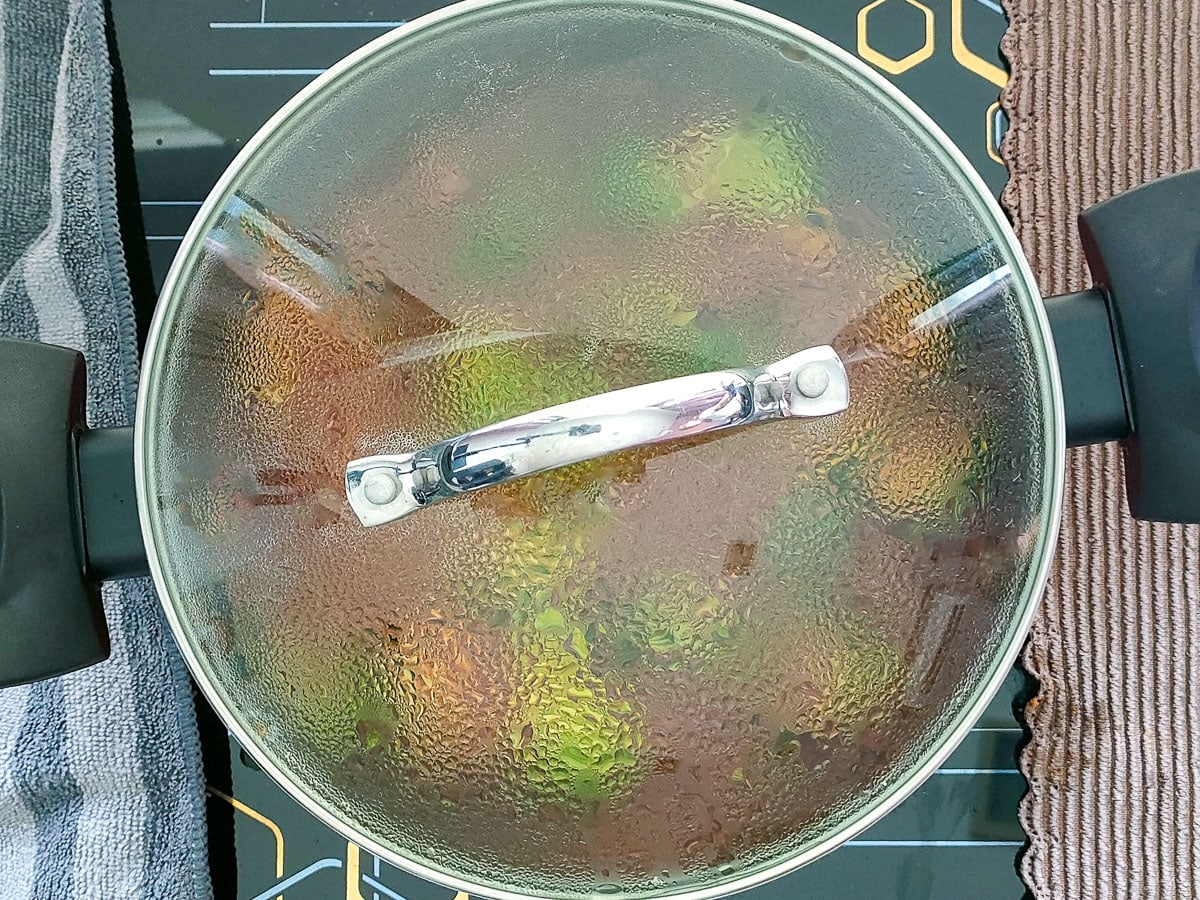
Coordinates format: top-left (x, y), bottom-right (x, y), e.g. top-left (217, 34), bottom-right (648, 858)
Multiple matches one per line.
top-left (1047, 167), bottom-right (1200, 523)
top-left (0, 337), bottom-right (147, 688)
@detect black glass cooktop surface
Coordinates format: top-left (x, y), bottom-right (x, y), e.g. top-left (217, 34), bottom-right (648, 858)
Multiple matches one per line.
top-left (108, 1), bottom-right (1028, 897)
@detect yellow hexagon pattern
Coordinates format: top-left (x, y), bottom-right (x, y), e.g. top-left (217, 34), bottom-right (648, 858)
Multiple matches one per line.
top-left (951, 0), bottom-right (1007, 87)
top-left (857, 0), bottom-right (936, 76)
top-left (856, 0), bottom-right (1010, 167)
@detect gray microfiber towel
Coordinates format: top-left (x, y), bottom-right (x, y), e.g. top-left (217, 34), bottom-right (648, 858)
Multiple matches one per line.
top-left (0, 0), bottom-right (212, 896)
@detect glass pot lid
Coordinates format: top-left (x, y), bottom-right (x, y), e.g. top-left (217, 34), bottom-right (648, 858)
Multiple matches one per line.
top-left (137, 1), bottom-right (1062, 897)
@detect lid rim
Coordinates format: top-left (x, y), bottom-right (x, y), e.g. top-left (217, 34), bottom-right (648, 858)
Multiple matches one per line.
top-left (133, 1), bottom-right (1065, 897)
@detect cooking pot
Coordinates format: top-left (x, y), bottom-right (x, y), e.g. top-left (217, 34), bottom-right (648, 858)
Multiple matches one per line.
top-left (2, 1), bottom-right (1199, 898)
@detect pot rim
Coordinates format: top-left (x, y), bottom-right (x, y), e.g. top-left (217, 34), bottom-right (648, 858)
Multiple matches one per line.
top-left (134, 1), bottom-right (1065, 897)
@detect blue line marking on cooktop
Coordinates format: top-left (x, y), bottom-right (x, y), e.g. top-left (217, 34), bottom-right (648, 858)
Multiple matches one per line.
top-left (846, 840), bottom-right (1024, 848)
top-left (209, 67), bottom-right (327, 76)
top-left (248, 858), bottom-right (343, 900)
top-left (362, 875), bottom-right (409, 900)
top-left (210, 20), bottom-right (407, 29)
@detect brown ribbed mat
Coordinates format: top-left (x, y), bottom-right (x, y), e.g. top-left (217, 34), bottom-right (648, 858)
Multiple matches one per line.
top-left (999, 3), bottom-right (1200, 896)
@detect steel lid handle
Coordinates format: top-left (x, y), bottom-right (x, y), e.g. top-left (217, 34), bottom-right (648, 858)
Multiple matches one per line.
top-left (345, 344), bottom-right (849, 527)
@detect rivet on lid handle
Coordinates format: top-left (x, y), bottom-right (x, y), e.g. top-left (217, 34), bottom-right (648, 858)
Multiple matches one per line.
top-left (345, 344), bottom-right (849, 527)
top-left (794, 363), bottom-right (832, 399)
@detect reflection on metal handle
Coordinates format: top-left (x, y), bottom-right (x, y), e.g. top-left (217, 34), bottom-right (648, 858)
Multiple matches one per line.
top-left (345, 345), bottom-right (849, 527)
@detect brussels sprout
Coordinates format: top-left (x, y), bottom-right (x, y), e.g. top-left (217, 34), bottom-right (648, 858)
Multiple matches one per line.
top-left (758, 476), bottom-right (853, 609)
top-left (221, 288), bottom-right (366, 408)
top-left (597, 113), bottom-right (818, 229)
top-left (598, 573), bottom-right (741, 673)
top-left (453, 175), bottom-right (571, 281)
top-left (366, 622), bottom-right (519, 783)
top-left (508, 632), bottom-right (643, 803)
top-left (597, 139), bottom-right (689, 227)
top-left (682, 113), bottom-right (817, 223)
top-left (456, 502), bottom-right (610, 627)
top-left (428, 324), bottom-right (612, 435)
top-left (860, 410), bottom-right (989, 527)
top-left (272, 635), bottom-right (402, 763)
top-left (834, 261), bottom-right (959, 381)
top-left (816, 362), bottom-right (992, 533)
top-left (277, 615), bottom-right (522, 785)
top-left (791, 610), bottom-right (904, 739)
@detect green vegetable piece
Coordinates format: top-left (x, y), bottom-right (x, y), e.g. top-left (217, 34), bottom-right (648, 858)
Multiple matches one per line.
top-left (597, 139), bottom-right (688, 227)
top-left (596, 112), bottom-right (819, 229)
top-left (454, 174), bottom-right (571, 280)
top-left (760, 476), bottom-right (852, 609)
top-left (535, 608), bottom-right (567, 634)
top-left (813, 363), bottom-right (995, 533)
top-left (600, 573), bottom-right (741, 673)
top-left (686, 114), bottom-right (816, 222)
top-left (559, 745), bottom-right (593, 770)
top-left (793, 610), bottom-right (905, 739)
top-left (567, 628), bottom-right (590, 660)
top-left (507, 635), bottom-right (643, 803)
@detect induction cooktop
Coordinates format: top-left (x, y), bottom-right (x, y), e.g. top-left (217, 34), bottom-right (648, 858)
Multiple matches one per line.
top-left (107, 1), bottom-right (1030, 897)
